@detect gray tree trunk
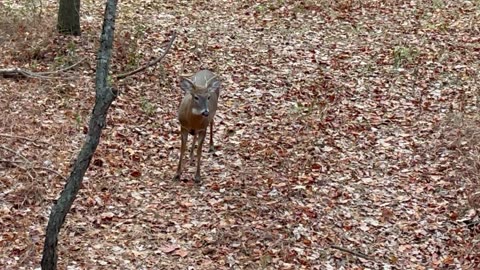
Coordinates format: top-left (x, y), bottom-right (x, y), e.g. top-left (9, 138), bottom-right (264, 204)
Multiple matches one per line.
top-left (41, 1), bottom-right (118, 269)
top-left (57, 0), bottom-right (81, 35)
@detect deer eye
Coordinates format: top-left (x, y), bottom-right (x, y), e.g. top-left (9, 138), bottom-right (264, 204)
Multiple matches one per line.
top-left (193, 95), bottom-right (199, 101)
top-left (207, 96), bottom-right (211, 100)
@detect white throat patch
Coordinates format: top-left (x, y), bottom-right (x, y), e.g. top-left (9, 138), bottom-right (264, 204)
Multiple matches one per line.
top-left (191, 107), bottom-right (203, 115)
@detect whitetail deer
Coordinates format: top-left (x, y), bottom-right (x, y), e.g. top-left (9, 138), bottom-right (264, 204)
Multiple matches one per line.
top-left (173, 70), bottom-right (221, 183)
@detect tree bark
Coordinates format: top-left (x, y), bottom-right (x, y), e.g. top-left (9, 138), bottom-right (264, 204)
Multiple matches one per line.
top-left (57, 0), bottom-right (81, 36)
top-left (41, 1), bottom-right (118, 269)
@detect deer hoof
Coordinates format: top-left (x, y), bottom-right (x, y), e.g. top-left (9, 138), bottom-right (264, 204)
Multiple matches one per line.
top-left (194, 175), bottom-right (201, 183)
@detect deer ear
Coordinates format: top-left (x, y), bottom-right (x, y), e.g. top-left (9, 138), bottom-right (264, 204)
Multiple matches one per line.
top-left (180, 78), bottom-right (194, 93)
top-left (208, 80), bottom-right (220, 94)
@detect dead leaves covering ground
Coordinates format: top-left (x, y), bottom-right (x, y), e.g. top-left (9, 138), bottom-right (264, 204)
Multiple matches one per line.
top-left (0, 0), bottom-right (479, 269)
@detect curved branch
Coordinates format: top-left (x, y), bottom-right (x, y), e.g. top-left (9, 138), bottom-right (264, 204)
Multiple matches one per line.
top-left (0, 68), bottom-right (55, 79)
top-left (330, 245), bottom-right (372, 261)
top-left (0, 159), bottom-right (66, 181)
top-left (115, 31), bottom-right (177, 80)
top-left (0, 58), bottom-right (85, 79)
top-left (37, 58), bottom-right (86, 75)
top-left (0, 133), bottom-right (49, 146)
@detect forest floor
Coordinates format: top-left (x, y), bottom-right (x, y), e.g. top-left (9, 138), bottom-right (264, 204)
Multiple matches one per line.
top-left (1, 0), bottom-right (479, 269)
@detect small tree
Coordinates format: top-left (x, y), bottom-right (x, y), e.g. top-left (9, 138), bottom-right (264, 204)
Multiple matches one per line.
top-left (41, 1), bottom-right (117, 269)
top-left (39, 0), bottom-right (176, 266)
top-left (57, 0), bottom-right (81, 35)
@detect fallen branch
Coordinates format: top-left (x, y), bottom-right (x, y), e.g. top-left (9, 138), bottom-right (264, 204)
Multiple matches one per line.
top-left (33, 165), bottom-right (66, 180)
top-left (0, 159), bottom-right (66, 181)
top-left (0, 143), bottom-right (65, 180)
top-left (0, 133), bottom-right (49, 147)
top-left (330, 245), bottom-right (372, 261)
top-left (0, 145), bottom-right (30, 163)
top-left (36, 58), bottom-right (86, 75)
top-left (1, 32), bottom-right (175, 80)
top-left (0, 68), bottom-right (54, 79)
top-left (0, 160), bottom-right (34, 180)
top-left (115, 32), bottom-right (177, 80)
top-left (0, 58), bottom-right (85, 79)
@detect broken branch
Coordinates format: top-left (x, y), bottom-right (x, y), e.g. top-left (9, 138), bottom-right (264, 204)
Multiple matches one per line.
top-left (115, 31), bottom-right (177, 80)
top-left (0, 145), bottom-right (30, 163)
top-left (0, 158), bottom-right (66, 181)
top-left (36, 58), bottom-right (86, 75)
top-left (330, 245), bottom-right (372, 261)
top-left (0, 58), bottom-right (85, 79)
top-left (0, 159), bottom-right (35, 180)
top-left (0, 133), bottom-right (49, 146)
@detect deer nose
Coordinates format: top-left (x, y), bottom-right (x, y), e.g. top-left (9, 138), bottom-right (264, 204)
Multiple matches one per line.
top-left (202, 111), bottom-right (209, 117)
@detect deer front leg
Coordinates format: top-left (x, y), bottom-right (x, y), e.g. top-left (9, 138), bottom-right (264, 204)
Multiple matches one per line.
top-left (189, 133), bottom-right (197, 164)
top-left (194, 130), bottom-right (207, 183)
top-left (173, 129), bottom-right (188, 181)
top-left (208, 120), bottom-right (215, 153)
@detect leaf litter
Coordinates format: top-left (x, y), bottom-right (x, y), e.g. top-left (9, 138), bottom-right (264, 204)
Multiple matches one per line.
top-left (0, 0), bottom-right (479, 269)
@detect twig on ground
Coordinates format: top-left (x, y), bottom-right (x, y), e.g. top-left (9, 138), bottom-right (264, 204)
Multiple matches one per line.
top-left (1, 68), bottom-right (63, 79)
top-left (0, 145), bottom-right (30, 163)
top-left (33, 166), bottom-right (66, 180)
top-left (0, 58), bottom-right (85, 79)
top-left (0, 133), bottom-right (49, 147)
top-left (330, 245), bottom-right (372, 261)
top-left (36, 58), bottom-right (86, 75)
top-left (0, 159), bottom-right (66, 180)
top-left (115, 32), bottom-right (177, 80)
top-left (0, 160), bottom-right (35, 180)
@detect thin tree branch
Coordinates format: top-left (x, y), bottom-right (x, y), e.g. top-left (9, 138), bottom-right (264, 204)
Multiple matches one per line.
top-left (33, 166), bottom-right (66, 180)
top-left (0, 159), bottom-right (35, 180)
top-left (0, 140), bottom-right (65, 180)
top-left (0, 160), bottom-right (66, 181)
top-left (115, 32), bottom-right (177, 80)
top-left (36, 58), bottom-right (86, 75)
top-left (0, 68), bottom-right (62, 79)
top-left (0, 145), bottom-right (30, 163)
top-left (0, 133), bottom-right (49, 146)
top-left (0, 58), bottom-right (85, 79)
top-left (330, 245), bottom-right (372, 261)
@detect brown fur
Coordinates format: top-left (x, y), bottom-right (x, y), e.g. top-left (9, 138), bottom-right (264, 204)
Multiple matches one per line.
top-left (173, 70), bottom-right (220, 183)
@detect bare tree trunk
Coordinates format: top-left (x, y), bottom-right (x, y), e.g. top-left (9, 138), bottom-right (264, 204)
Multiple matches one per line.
top-left (41, 1), bottom-right (118, 269)
top-left (57, 0), bottom-right (81, 35)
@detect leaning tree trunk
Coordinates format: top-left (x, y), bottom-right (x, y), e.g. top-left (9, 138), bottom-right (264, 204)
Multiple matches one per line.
top-left (57, 0), bottom-right (81, 35)
top-left (41, 1), bottom-right (118, 269)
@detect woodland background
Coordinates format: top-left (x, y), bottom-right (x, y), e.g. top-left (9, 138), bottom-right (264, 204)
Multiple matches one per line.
top-left (0, 0), bottom-right (479, 269)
